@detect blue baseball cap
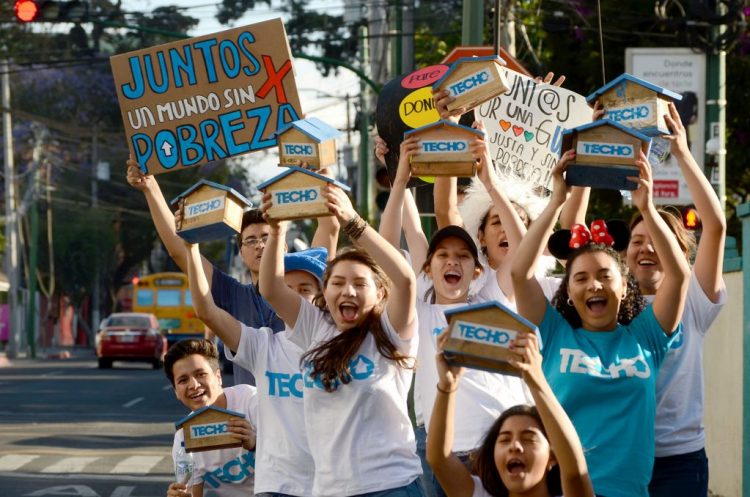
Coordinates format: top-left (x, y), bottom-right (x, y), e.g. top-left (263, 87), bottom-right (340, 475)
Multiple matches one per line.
top-left (284, 247), bottom-right (328, 284)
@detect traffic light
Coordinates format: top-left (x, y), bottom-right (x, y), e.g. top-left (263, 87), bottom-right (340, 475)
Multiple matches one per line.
top-left (681, 206), bottom-right (701, 231)
top-left (14, 0), bottom-right (89, 23)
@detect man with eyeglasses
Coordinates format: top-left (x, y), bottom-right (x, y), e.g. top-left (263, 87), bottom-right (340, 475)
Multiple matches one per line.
top-left (126, 159), bottom-right (339, 386)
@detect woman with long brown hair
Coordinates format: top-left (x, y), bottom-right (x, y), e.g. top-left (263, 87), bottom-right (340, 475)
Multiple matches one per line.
top-left (259, 184), bottom-right (422, 497)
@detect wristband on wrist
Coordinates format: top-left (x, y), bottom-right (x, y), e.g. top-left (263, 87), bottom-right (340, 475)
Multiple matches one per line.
top-left (343, 215), bottom-right (368, 240)
top-left (436, 382), bottom-right (458, 394)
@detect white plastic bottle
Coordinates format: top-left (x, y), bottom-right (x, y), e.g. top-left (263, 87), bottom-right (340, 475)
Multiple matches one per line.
top-left (174, 441), bottom-right (194, 489)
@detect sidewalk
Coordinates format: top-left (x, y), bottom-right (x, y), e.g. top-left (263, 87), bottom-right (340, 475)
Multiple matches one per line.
top-left (0, 345), bottom-right (96, 366)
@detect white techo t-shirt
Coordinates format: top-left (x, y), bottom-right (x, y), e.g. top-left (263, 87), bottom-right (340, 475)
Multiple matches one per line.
top-left (287, 297), bottom-right (422, 497)
top-left (414, 300), bottom-right (533, 452)
top-left (224, 326), bottom-right (314, 496)
top-left (172, 385), bottom-right (258, 497)
top-left (476, 265), bottom-right (561, 309)
top-left (651, 272), bottom-right (727, 457)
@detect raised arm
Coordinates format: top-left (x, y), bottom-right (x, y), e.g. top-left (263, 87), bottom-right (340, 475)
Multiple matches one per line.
top-left (310, 165), bottom-right (341, 260)
top-left (472, 121), bottom-right (528, 299)
top-left (258, 213), bottom-right (302, 329)
top-left (426, 329), bottom-right (474, 497)
top-left (185, 242), bottom-right (242, 352)
top-left (510, 332), bottom-right (595, 497)
top-left (511, 151), bottom-right (574, 325)
top-left (664, 102), bottom-right (725, 301)
top-left (402, 188), bottom-right (429, 272)
top-left (126, 159), bottom-right (214, 281)
top-left (629, 153), bottom-right (691, 333)
top-left (325, 185), bottom-right (417, 338)
top-left (379, 137), bottom-right (418, 248)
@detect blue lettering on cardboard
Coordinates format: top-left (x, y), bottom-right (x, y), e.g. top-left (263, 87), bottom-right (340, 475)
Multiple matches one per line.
top-left (606, 105), bottom-right (651, 123)
top-left (283, 143), bottom-right (315, 156)
top-left (448, 69), bottom-right (492, 97)
top-left (191, 421), bottom-right (229, 439)
top-left (578, 141), bottom-right (635, 158)
top-left (274, 187), bottom-right (320, 206)
top-left (456, 321), bottom-right (514, 346)
top-left (421, 140), bottom-right (468, 153)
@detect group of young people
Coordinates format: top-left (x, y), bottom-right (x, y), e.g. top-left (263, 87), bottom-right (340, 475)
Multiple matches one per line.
top-left (127, 77), bottom-right (726, 497)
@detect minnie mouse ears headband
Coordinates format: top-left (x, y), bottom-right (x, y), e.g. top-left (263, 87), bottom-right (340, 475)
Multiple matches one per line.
top-left (548, 219), bottom-right (630, 260)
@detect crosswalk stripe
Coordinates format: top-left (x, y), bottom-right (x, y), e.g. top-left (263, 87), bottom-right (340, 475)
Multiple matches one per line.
top-left (110, 455), bottom-right (165, 474)
top-left (0, 454), bottom-right (39, 471)
top-left (41, 456), bottom-right (98, 473)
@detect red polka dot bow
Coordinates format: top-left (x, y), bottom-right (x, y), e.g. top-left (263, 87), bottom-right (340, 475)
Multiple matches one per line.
top-left (569, 220), bottom-right (615, 249)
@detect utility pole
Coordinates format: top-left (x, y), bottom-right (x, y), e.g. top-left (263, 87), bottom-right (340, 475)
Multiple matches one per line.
top-left (495, 0), bottom-right (516, 55)
top-left (358, 24), bottom-right (371, 222)
top-left (462, 0), bottom-right (484, 45)
top-left (25, 125), bottom-right (45, 359)
top-left (705, 7), bottom-right (727, 211)
top-left (401, 0), bottom-right (414, 73)
top-left (91, 126), bottom-right (100, 343)
top-left (2, 60), bottom-right (22, 359)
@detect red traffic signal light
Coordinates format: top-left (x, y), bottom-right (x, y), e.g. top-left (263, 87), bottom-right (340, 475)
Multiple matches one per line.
top-left (681, 206), bottom-right (701, 231)
top-left (14, 0), bottom-right (38, 22)
top-left (13, 0), bottom-right (89, 23)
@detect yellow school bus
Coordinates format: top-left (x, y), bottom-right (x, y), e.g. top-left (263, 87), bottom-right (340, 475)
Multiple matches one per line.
top-left (132, 272), bottom-right (204, 344)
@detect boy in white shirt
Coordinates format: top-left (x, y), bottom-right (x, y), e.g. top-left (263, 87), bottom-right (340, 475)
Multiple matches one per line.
top-left (165, 339), bottom-right (258, 497)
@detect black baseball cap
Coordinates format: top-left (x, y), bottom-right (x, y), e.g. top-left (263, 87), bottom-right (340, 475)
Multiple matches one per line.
top-left (427, 225), bottom-right (480, 263)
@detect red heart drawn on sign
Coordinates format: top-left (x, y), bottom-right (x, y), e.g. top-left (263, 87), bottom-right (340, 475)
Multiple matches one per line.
top-left (499, 120), bottom-right (511, 132)
top-left (512, 125), bottom-right (524, 136)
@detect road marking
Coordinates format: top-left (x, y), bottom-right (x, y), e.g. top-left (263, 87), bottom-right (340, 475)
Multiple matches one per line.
top-left (40, 371), bottom-right (63, 377)
top-left (41, 456), bottom-right (98, 473)
top-left (122, 397), bottom-right (144, 408)
top-left (162, 384), bottom-right (173, 391)
top-left (110, 455), bottom-right (165, 474)
top-left (0, 454), bottom-right (39, 471)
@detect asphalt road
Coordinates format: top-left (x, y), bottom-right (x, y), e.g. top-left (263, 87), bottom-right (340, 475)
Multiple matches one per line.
top-left (0, 352), bottom-right (213, 497)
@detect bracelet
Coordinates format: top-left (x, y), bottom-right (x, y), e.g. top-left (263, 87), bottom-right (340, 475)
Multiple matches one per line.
top-left (436, 383), bottom-right (457, 394)
top-left (343, 215), bottom-right (368, 240)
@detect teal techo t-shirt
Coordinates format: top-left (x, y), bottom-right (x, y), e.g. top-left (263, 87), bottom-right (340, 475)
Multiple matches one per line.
top-left (539, 303), bottom-right (679, 497)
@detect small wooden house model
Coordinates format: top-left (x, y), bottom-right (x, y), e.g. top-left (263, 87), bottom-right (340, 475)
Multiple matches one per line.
top-left (257, 166), bottom-right (351, 221)
top-left (171, 180), bottom-right (252, 243)
top-left (443, 301), bottom-right (539, 376)
top-left (562, 119), bottom-right (652, 191)
top-left (586, 73), bottom-right (682, 136)
top-left (275, 117), bottom-right (342, 169)
top-left (432, 55), bottom-right (510, 113)
top-left (176, 405), bottom-right (245, 453)
top-left (404, 120), bottom-right (483, 177)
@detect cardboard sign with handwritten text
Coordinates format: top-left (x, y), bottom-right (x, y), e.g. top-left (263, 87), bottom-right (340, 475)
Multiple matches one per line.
top-left (111, 18), bottom-right (302, 175)
top-left (477, 69), bottom-right (592, 191)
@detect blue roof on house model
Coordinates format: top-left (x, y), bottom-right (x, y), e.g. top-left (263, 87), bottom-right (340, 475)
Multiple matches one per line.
top-left (561, 118), bottom-right (653, 144)
top-left (432, 55), bottom-right (506, 90)
top-left (443, 300), bottom-right (538, 332)
top-left (175, 405), bottom-right (245, 428)
top-left (586, 73), bottom-right (683, 103)
top-left (169, 179), bottom-right (252, 208)
top-left (274, 117), bottom-right (342, 142)
top-left (404, 119), bottom-right (485, 139)
top-left (256, 166), bottom-right (352, 192)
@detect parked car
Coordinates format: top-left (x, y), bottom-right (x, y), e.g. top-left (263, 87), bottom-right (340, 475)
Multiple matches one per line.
top-left (96, 312), bottom-right (167, 370)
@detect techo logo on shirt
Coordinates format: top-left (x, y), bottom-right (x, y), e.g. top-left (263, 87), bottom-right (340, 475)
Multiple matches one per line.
top-left (203, 451), bottom-right (255, 488)
top-left (302, 354), bottom-right (376, 391)
top-left (558, 348), bottom-right (651, 379)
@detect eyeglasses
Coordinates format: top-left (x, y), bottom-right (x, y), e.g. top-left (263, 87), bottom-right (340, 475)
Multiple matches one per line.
top-left (241, 235), bottom-right (269, 248)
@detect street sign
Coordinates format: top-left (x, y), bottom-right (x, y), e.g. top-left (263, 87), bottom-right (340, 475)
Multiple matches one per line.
top-left (626, 48), bottom-right (707, 205)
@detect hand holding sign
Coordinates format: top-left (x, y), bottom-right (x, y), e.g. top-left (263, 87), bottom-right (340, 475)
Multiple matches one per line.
top-left (508, 332), bottom-right (544, 391)
top-left (436, 328), bottom-right (465, 392)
